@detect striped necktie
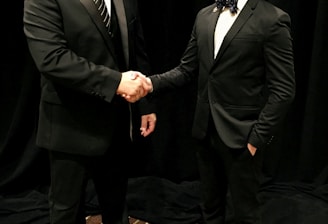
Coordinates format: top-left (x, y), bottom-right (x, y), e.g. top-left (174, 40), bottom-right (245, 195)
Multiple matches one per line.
top-left (93, 0), bottom-right (110, 28)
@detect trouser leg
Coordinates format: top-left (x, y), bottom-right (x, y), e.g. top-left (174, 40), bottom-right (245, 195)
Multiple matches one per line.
top-left (196, 136), bottom-right (228, 224)
top-left (48, 151), bottom-right (88, 224)
top-left (227, 148), bottom-right (263, 224)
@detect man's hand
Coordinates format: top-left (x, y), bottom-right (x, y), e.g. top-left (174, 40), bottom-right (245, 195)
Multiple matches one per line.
top-left (130, 72), bottom-right (153, 93)
top-left (116, 71), bottom-right (152, 102)
top-left (140, 113), bottom-right (157, 137)
top-left (247, 143), bottom-right (257, 156)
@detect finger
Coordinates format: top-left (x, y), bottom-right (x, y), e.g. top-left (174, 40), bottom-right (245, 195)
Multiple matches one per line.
top-left (136, 85), bottom-right (146, 98)
top-left (137, 80), bottom-right (151, 94)
top-left (135, 71), bottom-right (146, 78)
top-left (140, 128), bottom-right (146, 136)
top-left (146, 121), bottom-right (156, 135)
top-left (129, 72), bottom-right (138, 80)
top-left (122, 94), bottom-right (137, 103)
top-left (141, 120), bottom-right (156, 137)
top-left (130, 71), bottom-right (145, 80)
top-left (140, 116), bottom-right (148, 133)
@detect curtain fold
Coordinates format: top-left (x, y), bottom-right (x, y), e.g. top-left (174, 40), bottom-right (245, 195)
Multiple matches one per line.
top-left (0, 0), bottom-right (327, 223)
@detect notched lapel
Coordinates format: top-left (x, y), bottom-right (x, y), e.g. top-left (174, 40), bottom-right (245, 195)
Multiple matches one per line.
top-left (207, 5), bottom-right (220, 65)
top-left (79, 0), bottom-right (116, 56)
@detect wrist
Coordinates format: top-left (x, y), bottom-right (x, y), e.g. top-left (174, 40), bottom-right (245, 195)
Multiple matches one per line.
top-left (146, 77), bottom-right (153, 93)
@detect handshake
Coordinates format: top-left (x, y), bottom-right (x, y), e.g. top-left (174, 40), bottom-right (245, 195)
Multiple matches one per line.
top-left (116, 71), bottom-right (153, 103)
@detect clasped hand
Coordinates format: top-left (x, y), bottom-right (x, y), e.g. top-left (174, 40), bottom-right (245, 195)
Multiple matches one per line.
top-left (116, 71), bottom-right (152, 103)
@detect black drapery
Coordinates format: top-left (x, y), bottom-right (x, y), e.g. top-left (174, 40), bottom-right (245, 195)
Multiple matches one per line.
top-left (1, 0), bottom-right (328, 224)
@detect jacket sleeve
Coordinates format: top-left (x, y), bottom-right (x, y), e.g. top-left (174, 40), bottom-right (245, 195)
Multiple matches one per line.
top-left (23, 0), bottom-right (122, 103)
top-left (248, 11), bottom-right (296, 149)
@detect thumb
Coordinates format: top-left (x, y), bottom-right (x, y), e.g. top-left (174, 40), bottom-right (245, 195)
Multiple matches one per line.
top-left (129, 71), bottom-right (144, 80)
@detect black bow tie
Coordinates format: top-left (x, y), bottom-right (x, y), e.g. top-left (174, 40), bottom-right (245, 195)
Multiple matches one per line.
top-left (215, 0), bottom-right (239, 14)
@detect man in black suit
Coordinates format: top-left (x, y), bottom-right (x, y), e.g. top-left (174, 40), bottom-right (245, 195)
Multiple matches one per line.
top-left (140, 0), bottom-right (295, 223)
top-left (23, 0), bottom-right (155, 223)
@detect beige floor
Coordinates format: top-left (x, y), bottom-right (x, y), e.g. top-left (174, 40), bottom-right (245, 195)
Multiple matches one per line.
top-left (85, 215), bottom-right (149, 224)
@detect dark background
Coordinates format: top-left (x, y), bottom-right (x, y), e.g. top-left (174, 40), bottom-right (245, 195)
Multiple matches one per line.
top-left (1, 0), bottom-right (328, 223)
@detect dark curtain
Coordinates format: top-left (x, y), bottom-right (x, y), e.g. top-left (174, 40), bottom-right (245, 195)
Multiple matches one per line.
top-left (1, 0), bottom-right (327, 224)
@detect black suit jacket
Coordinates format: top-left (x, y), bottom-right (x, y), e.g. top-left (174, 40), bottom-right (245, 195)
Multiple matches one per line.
top-left (150, 0), bottom-right (295, 149)
top-left (23, 0), bottom-right (153, 155)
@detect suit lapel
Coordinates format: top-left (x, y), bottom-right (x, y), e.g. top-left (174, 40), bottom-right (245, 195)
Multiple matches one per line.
top-left (214, 0), bottom-right (259, 63)
top-left (79, 0), bottom-right (116, 58)
top-left (207, 5), bottom-right (221, 66)
top-left (113, 0), bottom-right (129, 68)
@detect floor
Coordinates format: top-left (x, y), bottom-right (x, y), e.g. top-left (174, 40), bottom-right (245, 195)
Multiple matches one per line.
top-left (1, 180), bottom-right (328, 224)
top-left (85, 216), bottom-right (148, 224)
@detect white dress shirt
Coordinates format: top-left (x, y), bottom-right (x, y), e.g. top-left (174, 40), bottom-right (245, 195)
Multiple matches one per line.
top-left (104, 0), bottom-right (111, 16)
top-left (214, 0), bottom-right (248, 58)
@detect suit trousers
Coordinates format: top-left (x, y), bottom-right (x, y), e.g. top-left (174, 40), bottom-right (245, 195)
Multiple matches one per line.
top-left (196, 124), bottom-right (264, 224)
top-left (48, 137), bottom-right (131, 224)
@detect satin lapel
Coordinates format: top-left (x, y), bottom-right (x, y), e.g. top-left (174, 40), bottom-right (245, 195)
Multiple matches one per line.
top-left (79, 0), bottom-right (116, 56)
top-left (214, 0), bottom-right (256, 63)
top-left (208, 6), bottom-right (221, 66)
top-left (113, 0), bottom-right (129, 68)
